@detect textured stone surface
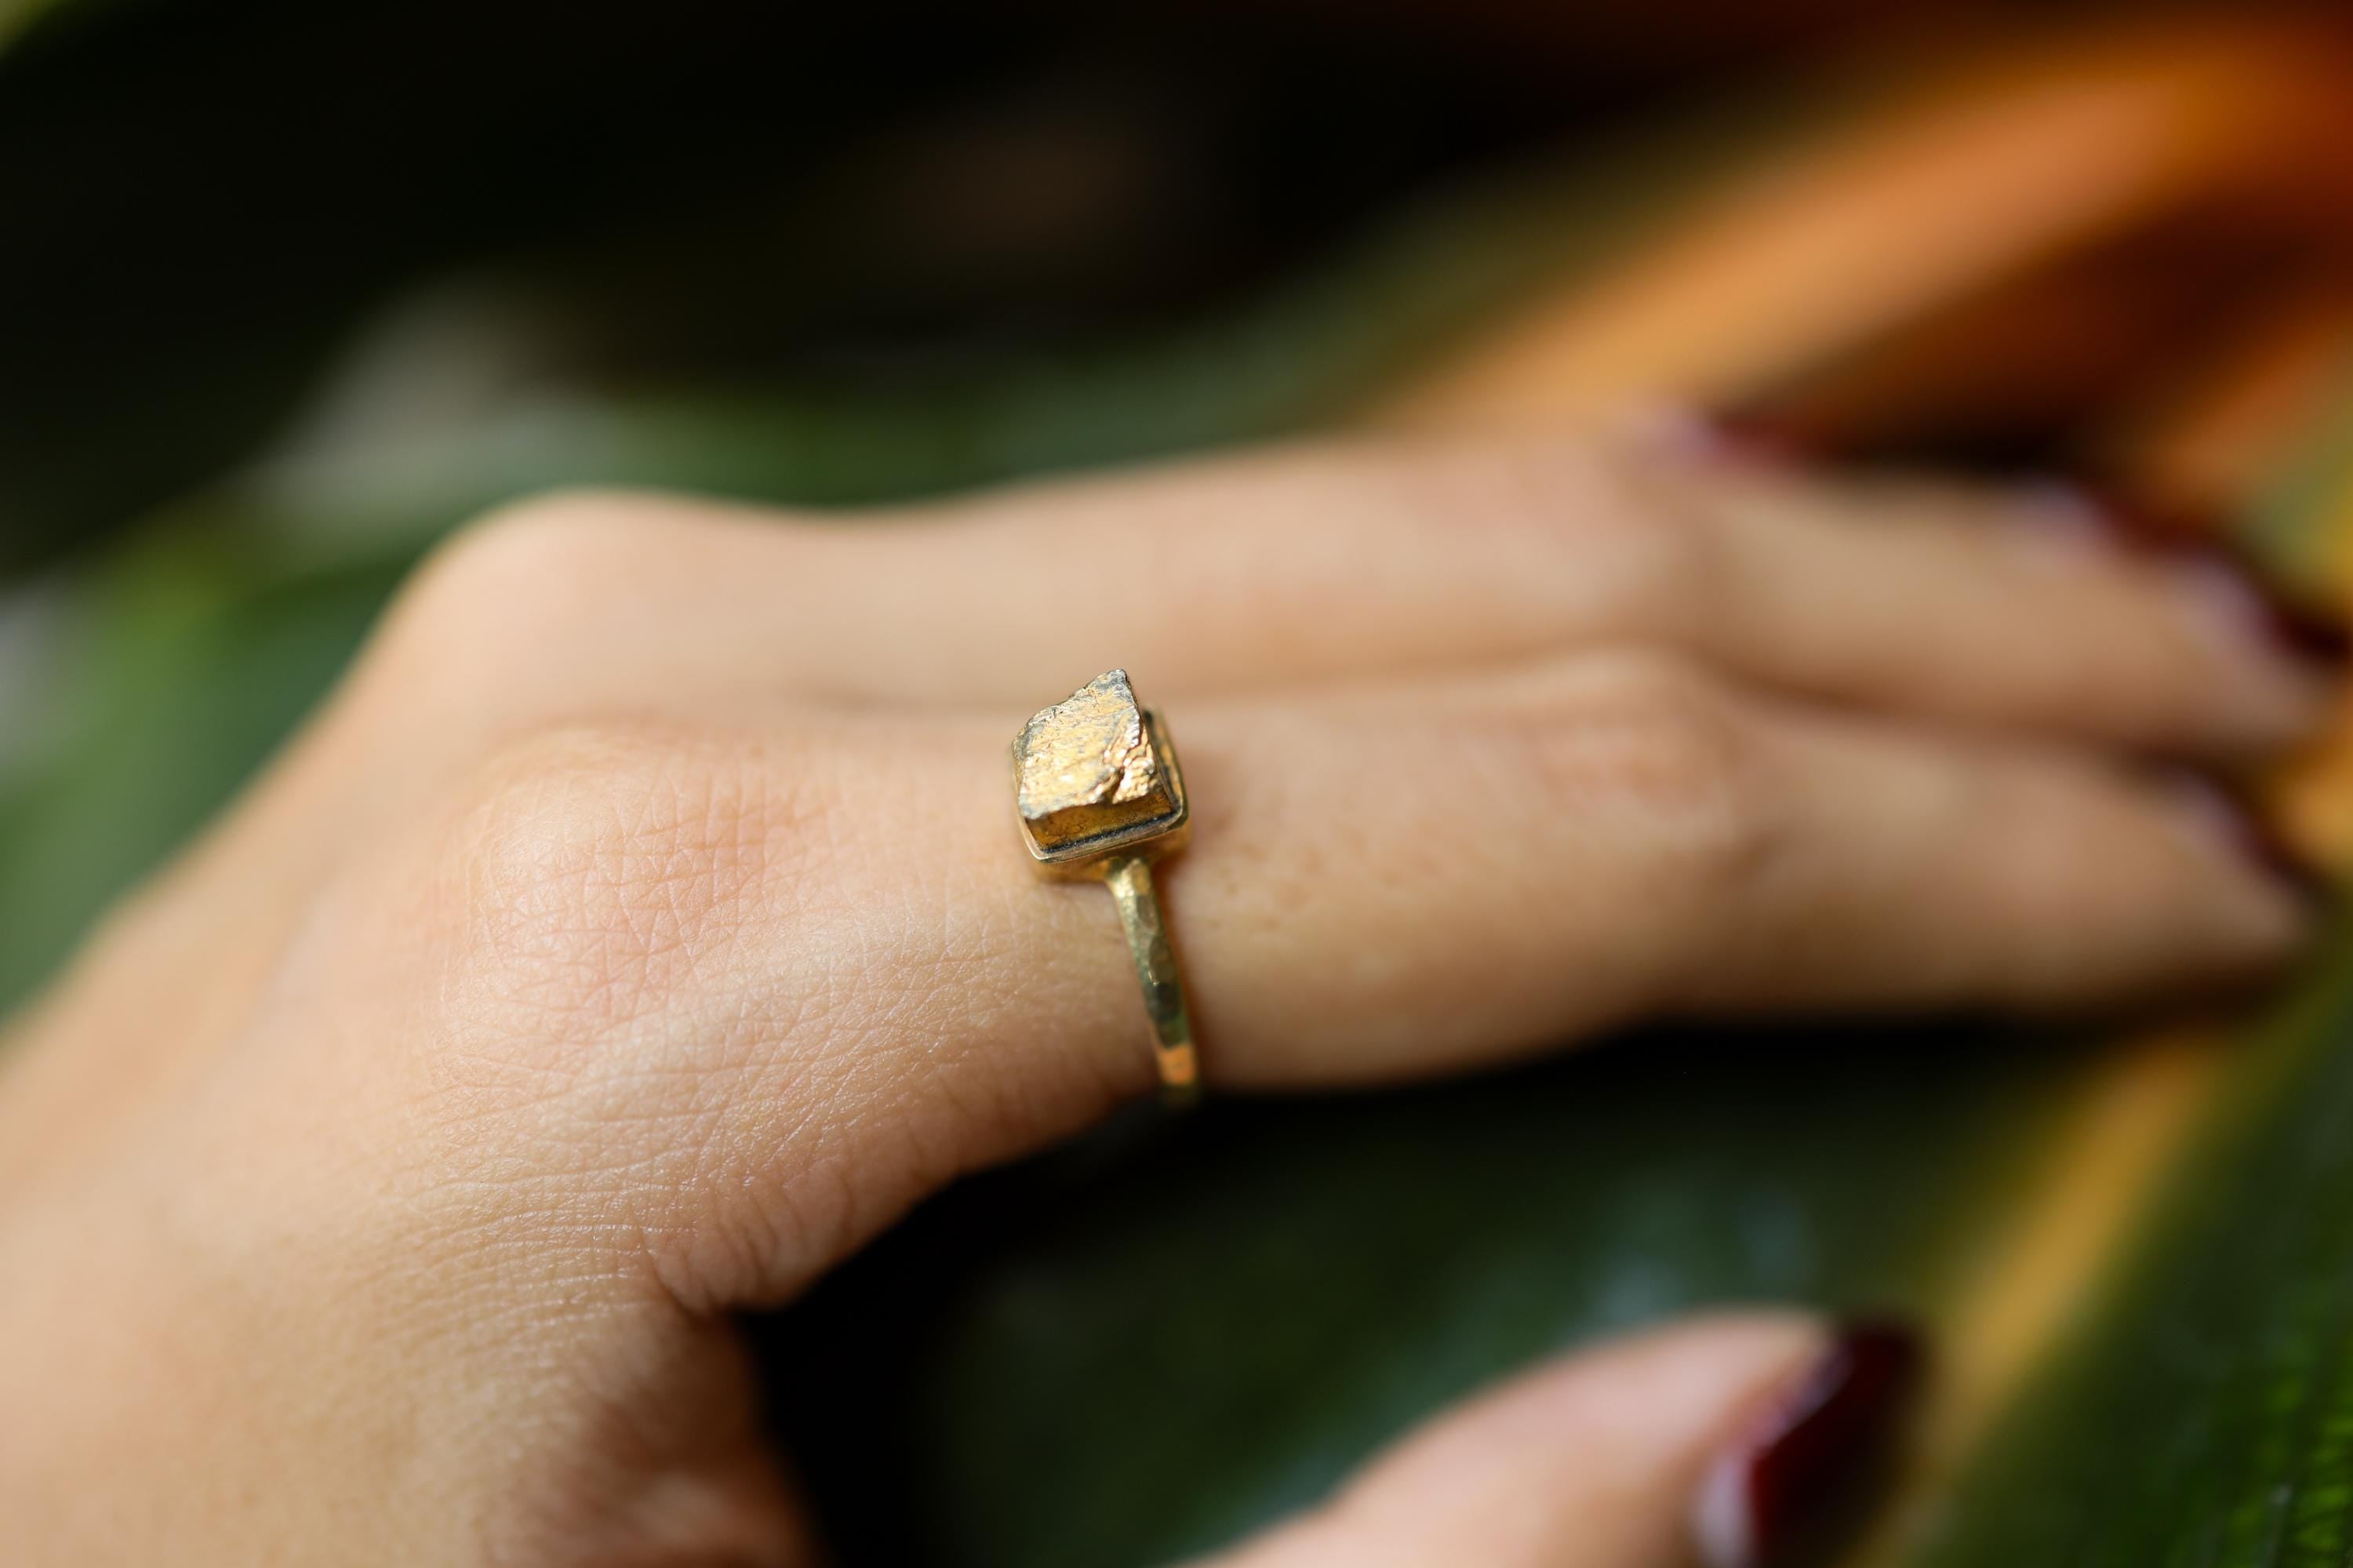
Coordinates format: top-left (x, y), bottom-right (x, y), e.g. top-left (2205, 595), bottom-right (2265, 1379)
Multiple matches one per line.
top-left (1014, 669), bottom-right (1181, 860)
top-left (1016, 669), bottom-right (1158, 820)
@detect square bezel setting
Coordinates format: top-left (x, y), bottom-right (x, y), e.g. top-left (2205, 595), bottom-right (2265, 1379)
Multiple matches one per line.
top-left (1013, 671), bottom-right (1190, 870)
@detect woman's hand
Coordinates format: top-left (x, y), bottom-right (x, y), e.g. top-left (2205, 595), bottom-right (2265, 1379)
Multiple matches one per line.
top-left (0, 433), bottom-right (2327, 1565)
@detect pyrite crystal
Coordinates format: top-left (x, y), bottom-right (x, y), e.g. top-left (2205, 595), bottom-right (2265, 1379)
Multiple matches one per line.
top-left (1014, 669), bottom-right (1187, 866)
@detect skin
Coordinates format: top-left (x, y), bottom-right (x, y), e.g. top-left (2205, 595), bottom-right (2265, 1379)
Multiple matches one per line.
top-left (0, 431), bottom-right (2326, 1565)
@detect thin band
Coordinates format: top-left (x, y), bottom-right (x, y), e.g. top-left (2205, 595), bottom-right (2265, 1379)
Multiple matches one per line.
top-left (1101, 854), bottom-right (1199, 1105)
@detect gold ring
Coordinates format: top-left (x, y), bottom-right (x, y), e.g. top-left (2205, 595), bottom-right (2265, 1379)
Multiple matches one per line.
top-left (1012, 669), bottom-right (1199, 1106)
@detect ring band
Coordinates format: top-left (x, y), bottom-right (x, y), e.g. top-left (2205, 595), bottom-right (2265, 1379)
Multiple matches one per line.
top-left (1012, 670), bottom-right (1201, 1105)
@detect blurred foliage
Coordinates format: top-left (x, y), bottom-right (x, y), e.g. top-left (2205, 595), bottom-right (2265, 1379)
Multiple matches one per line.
top-left (767, 1024), bottom-right (2086, 1566)
top-left (1, 0), bottom-right (1795, 573)
top-left (1915, 935), bottom-right (2353, 1565)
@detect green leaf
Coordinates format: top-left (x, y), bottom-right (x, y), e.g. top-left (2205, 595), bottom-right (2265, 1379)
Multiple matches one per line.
top-left (0, 549), bottom-right (407, 1006)
top-left (763, 1028), bottom-right (2090, 1566)
top-left (1909, 942), bottom-right (2353, 1565)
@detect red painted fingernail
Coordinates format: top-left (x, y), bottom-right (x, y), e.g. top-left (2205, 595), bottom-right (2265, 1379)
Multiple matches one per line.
top-left (2038, 486), bottom-right (2349, 670)
top-left (1690, 1322), bottom-right (1924, 1568)
top-left (2162, 772), bottom-right (2333, 905)
top-left (2169, 544), bottom-right (2350, 671)
top-left (2053, 483), bottom-right (2217, 553)
top-left (1697, 404), bottom-right (1831, 466)
top-left (2238, 575), bottom-right (2348, 670)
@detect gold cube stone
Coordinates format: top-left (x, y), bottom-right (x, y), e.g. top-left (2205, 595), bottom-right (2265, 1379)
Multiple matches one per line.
top-left (1013, 669), bottom-right (1188, 868)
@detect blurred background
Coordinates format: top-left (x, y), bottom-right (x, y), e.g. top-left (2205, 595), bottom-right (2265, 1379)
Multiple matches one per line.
top-left (9, 2), bottom-right (2353, 1564)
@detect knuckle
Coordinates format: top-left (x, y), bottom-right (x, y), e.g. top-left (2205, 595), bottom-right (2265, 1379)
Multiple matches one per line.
top-left (389, 489), bottom-right (661, 651)
top-left (1606, 479), bottom-right (1726, 632)
top-left (355, 714), bottom-right (843, 1268)
top-left (301, 715), bottom-right (827, 1290)
top-left (1550, 464), bottom-right (1724, 635)
top-left (347, 489), bottom-right (813, 739)
top-left (1530, 652), bottom-right (1783, 897)
top-left (430, 718), bottom-right (813, 1035)
top-left (1403, 439), bottom-right (1721, 631)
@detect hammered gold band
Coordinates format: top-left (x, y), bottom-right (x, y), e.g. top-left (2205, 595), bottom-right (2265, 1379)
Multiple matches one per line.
top-left (1100, 854), bottom-right (1199, 1104)
top-left (1012, 670), bottom-right (1202, 1105)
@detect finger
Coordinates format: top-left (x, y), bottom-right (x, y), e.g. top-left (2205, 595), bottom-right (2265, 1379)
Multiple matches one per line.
top-left (922, 657), bottom-right (2308, 1086)
top-left (374, 653), bottom-right (2311, 1303)
top-left (1641, 450), bottom-right (2338, 753)
top-left (1199, 1315), bottom-right (1919, 1568)
top-left (400, 436), bottom-right (2334, 754)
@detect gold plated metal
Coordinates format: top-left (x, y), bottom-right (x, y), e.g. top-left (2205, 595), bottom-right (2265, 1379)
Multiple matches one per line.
top-left (1013, 670), bottom-right (1199, 1104)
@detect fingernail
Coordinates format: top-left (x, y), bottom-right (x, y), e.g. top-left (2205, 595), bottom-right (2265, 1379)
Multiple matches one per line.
top-left (1997, 482), bottom-right (2122, 569)
top-left (1700, 405), bottom-right (1831, 467)
top-left (2155, 551), bottom-right (2345, 751)
top-left (2028, 485), bottom-right (2349, 671)
top-left (2039, 483), bottom-right (2215, 554)
top-left (1690, 1322), bottom-right (1924, 1568)
top-left (2161, 771), bottom-right (2332, 905)
top-left (2009, 480), bottom-right (2117, 546)
top-left (2167, 545), bottom-right (2351, 671)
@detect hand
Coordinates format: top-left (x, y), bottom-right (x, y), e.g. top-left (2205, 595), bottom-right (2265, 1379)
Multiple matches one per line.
top-left (0, 434), bottom-right (2326, 1565)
